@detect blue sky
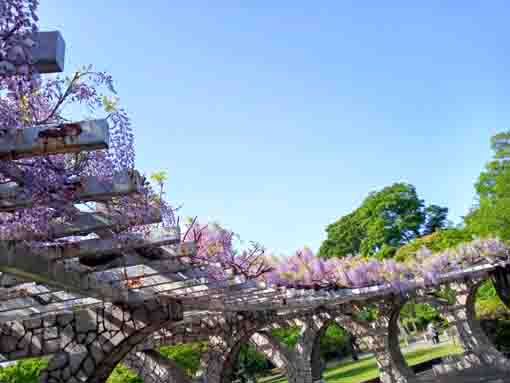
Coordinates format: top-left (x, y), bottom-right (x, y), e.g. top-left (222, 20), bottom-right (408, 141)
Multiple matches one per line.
top-left (39, 2), bottom-right (510, 254)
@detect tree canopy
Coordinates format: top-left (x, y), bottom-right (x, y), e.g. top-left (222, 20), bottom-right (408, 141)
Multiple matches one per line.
top-left (318, 183), bottom-right (449, 258)
top-left (394, 228), bottom-right (472, 262)
top-left (466, 131), bottom-right (510, 240)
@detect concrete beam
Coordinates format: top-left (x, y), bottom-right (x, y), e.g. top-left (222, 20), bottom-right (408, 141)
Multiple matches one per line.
top-left (20, 207), bottom-right (161, 240)
top-left (0, 171), bottom-right (142, 212)
top-left (0, 119), bottom-right (108, 160)
top-left (31, 31), bottom-right (65, 74)
top-left (0, 240), bottom-right (172, 306)
top-left (33, 226), bottom-right (180, 261)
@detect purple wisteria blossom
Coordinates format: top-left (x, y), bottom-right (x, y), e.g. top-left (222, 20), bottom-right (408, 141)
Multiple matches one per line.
top-left (0, 1), bottom-right (168, 241)
top-left (263, 238), bottom-right (509, 293)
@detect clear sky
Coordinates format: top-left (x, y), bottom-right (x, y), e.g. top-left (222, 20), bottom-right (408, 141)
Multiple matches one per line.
top-left (38, 1), bottom-right (510, 254)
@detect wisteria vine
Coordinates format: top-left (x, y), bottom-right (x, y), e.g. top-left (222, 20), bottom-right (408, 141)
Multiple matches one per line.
top-left (264, 238), bottom-right (509, 291)
top-left (3, 1), bottom-right (509, 297)
top-left (0, 0), bottom-right (174, 241)
top-left (179, 218), bottom-right (509, 293)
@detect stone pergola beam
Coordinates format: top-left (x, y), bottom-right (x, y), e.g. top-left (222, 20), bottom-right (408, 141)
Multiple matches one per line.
top-left (33, 226), bottom-right (180, 261)
top-left (31, 31), bottom-right (65, 74)
top-left (0, 241), bottom-right (174, 307)
top-left (0, 171), bottom-right (143, 212)
top-left (0, 119), bottom-right (108, 160)
top-left (0, 297), bottom-right (100, 323)
top-left (21, 207), bottom-right (161, 240)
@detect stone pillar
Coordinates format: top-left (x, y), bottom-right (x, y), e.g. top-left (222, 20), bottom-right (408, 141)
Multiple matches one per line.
top-left (200, 334), bottom-right (242, 383)
top-left (444, 281), bottom-right (510, 372)
top-left (362, 322), bottom-right (412, 383)
top-left (199, 311), bottom-right (275, 383)
top-left (334, 304), bottom-right (413, 383)
top-left (124, 349), bottom-right (192, 383)
top-left (251, 326), bottom-right (315, 383)
top-left (39, 298), bottom-right (182, 383)
top-left (297, 316), bottom-right (326, 383)
top-left (252, 308), bottom-right (414, 383)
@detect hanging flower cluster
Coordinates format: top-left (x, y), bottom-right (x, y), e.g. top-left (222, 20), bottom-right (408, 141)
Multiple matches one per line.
top-left (179, 215), bottom-right (509, 294)
top-left (265, 249), bottom-right (413, 290)
top-left (263, 238), bottom-right (509, 292)
top-left (182, 219), bottom-right (273, 280)
top-left (0, 1), bottom-right (174, 241)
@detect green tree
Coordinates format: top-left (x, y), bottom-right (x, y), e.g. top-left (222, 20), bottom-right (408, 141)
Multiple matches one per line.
top-left (319, 183), bottom-right (448, 258)
top-left (394, 228), bottom-right (472, 261)
top-left (466, 131), bottom-right (510, 239)
top-left (319, 212), bottom-right (366, 259)
top-left (423, 205), bottom-right (449, 235)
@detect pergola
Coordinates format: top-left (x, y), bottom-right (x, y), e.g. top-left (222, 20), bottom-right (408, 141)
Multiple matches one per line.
top-left (1, 31), bottom-right (510, 383)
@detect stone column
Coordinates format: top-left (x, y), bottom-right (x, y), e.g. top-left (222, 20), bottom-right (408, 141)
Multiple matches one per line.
top-left (251, 325), bottom-right (315, 383)
top-left (124, 349), bottom-right (192, 383)
top-left (334, 304), bottom-right (413, 383)
top-left (297, 316), bottom-right (327, 383)
top-left (39, 297), bottom-right (182, 383)
top-left (444, 281), bottom-right (510, 372)
top-left (199, 311), bottom-right (275, 383)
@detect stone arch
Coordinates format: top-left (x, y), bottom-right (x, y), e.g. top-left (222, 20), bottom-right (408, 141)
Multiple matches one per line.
top-left (417, 278), bottom-right (510, 375)
top-left (199, 312), bottom-right (279, 383)
top-left (125, 311), bottom-right (283, 383)
top-left (455, 279), bottom-right (510, 371)
top-left (385, 299), bottom-right (415, 379)
top-left (329, 301), bottom-right (414, 383)
top-left (309, 317), bottom-right (330, 383)
top-left (301, 305), bottom-right (415, 383)
top-left (124, 349), bottom-right (192, 383)
top-left (39, 298), bottom-right (182, 383)
top-left (250, 317), bottom-right (319, 383)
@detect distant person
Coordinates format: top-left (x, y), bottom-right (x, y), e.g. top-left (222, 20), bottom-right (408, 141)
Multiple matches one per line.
top-left (427, 322), bottom-right (439, 344)
top-left (349, 333), bottom-right (359, 361)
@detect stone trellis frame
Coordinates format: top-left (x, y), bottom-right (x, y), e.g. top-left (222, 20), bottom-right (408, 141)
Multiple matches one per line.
top-left (250, 309), bottom-right (413, 383)
top-left (124, 349), bottom-right (193, 383)
top-left (252, 315), bottom-right (326, 383)
top-left (379, 275), bottom-right (510, 381)
top-left (0, 267), bottom-right (509, 383)
top-left (38, 298), bottom-right (182, 383)
top-left (2, 34), bottom-right (510, 381)
top-left (434, 280), bottom-right (510, 374)
top-left (126, 314), bottom-right (320, 383)
top-left (127, 305), bottom-right (416, 383)
top-left (124, 311), bottom-right (281, 383)
top-left (126, 273), bottom-right (510, 383)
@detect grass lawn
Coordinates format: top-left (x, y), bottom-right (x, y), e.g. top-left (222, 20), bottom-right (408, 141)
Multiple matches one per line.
top-left (259, 343), bottom-right (463, 383)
